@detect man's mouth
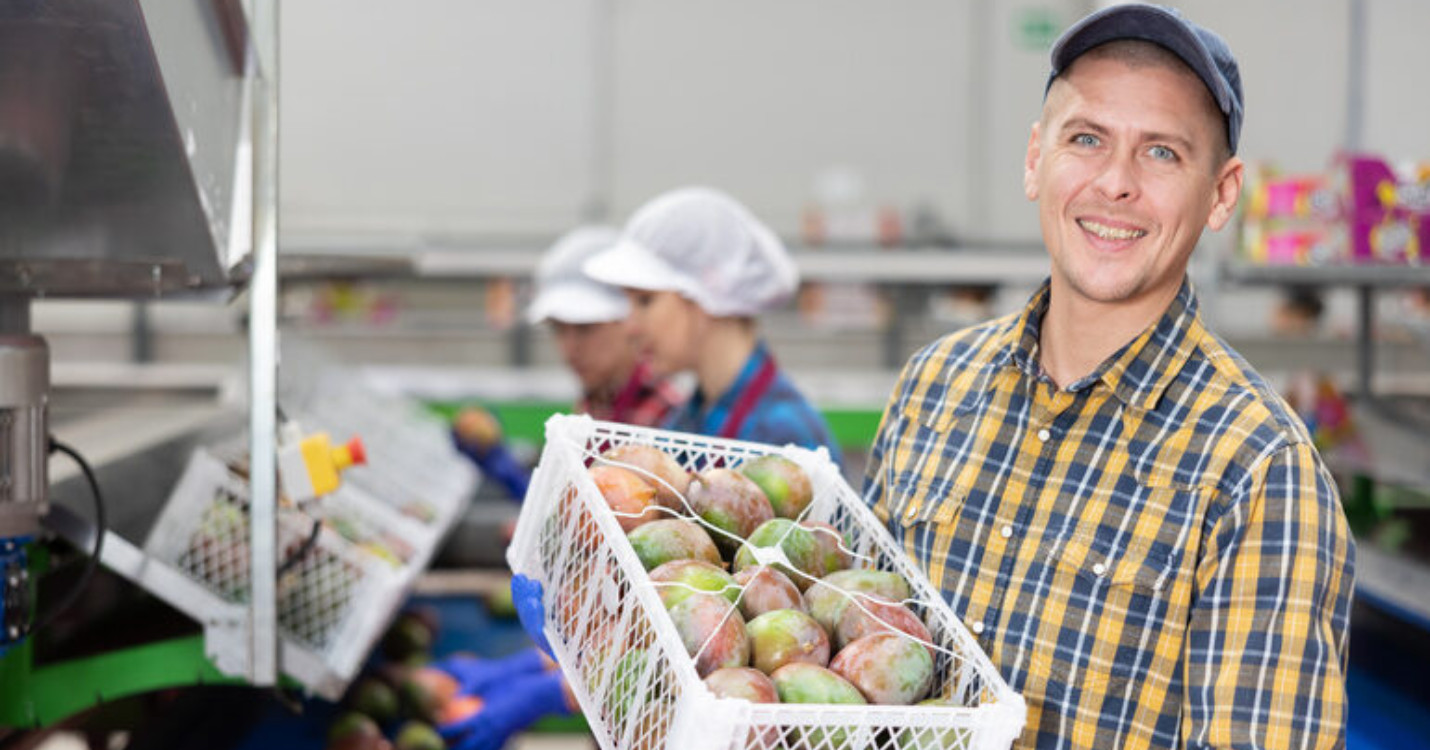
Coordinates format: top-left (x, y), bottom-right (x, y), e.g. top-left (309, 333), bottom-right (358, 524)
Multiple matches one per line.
top-left (1078, 218), bottom-right (1147, 241)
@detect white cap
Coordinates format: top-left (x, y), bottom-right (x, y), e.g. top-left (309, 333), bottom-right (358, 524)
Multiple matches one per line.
top-left (525, 226), bottom-right (628, 325)
top-left (584, 187), bottom-right (799, 317)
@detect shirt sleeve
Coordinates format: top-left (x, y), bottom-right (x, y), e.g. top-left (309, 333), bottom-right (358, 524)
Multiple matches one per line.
top-left (860, 354), bottom-right (920, 525)
top-left (1183, 440), bottom-right (1355, 749)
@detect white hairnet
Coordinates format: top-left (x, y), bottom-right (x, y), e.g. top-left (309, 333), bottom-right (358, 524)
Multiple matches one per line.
top-left (583, 187), bottom-right (799, 317)
top-left (525, 225), bottom-right (628, 325)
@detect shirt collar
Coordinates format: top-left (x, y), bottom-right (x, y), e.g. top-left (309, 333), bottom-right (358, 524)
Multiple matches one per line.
top-left (682, 340), bottom-right (771, 431)
top-left (998, 277), bottom-right (1203, 412)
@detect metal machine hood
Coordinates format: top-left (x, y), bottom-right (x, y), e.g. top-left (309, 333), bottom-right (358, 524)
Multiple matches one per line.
top-left (0, 0), bottom-right (253, 298)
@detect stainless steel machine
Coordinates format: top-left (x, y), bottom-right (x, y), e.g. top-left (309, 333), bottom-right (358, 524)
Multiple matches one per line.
top-left (0, 0), bottom-right (280, 713)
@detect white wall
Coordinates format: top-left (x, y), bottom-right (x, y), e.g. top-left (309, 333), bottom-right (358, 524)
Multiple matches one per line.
top-left (278, 0), bottom-right (1430, 248)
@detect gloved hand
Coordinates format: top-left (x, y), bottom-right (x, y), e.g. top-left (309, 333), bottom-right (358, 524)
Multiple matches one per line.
top-left (434, 647), bottom-right (548, 697)
top-left (511, 573), bottom-right (551, 658)
top-left (437, 670), bottom-right (572, 750)
top-left (451, 425), bottom-right (532, 500)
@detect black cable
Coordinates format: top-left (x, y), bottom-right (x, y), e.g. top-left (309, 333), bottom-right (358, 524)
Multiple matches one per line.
top-left (33, 437), bottom-right (106, 632)
top-left (277, 518), bottom-right (323, 577)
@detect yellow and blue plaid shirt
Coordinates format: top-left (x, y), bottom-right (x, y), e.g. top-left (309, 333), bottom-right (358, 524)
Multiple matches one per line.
top-left (863, 279), bottom-right (1354, 749)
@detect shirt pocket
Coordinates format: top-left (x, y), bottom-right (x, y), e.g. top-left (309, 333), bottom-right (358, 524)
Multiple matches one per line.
top-left (887, 474), bottom-right (970, 579)
top-left (1035, 514), bottom-right (1195, 686)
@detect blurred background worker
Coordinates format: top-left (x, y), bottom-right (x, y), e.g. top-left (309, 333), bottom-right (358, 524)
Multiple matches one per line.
top-left (451, 226), bottom-right (686, 499)
top-left (586, 186), bottom-right (842, 463)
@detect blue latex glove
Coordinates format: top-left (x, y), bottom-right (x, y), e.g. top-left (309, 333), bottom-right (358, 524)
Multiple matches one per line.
top-left (434, 647), bottom-right (548, 697)
top-left (511, 573), bottom-right (551, 658)
top-left (452, 428), bottom-right (532, 500)
top-left (438, 670), bottom-right (571, 750)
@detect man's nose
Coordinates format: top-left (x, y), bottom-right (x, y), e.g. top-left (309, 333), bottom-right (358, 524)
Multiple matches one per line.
top-left (1093, 150), bottom-right (1138, 202)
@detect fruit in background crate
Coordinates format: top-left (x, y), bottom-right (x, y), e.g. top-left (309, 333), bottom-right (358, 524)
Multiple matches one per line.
top-left (627, 518), bottom-right (722, 570)
top-left (485, 580), bottom-right (517, 619)
top-left (804, 569), bottom-right (912, 634)
top-left (800, 519), bottom-right (853, 574)
top-left (703, 667), bottom-right (779, 703)
top-left (601, 443), bottom-right (692, 511)
top-left (829, 632), bottom-right (934, 705)
top-left (381, 610), bottom-right (437, 662)
top-left (590, 464), bottom-right (662, 533)
top-left (833, 593), bottom-right (933, 654)
top-left (746, 608), bottom-right (831, 674)
top-left (688, 468), bottom-right (775, 557)
top-left (732, 565), bottom-right (804, 619)
top-left (346, 675), bottom-right (400, 724)
top-left (326, 711), bottom-right (387, 750)
top-left (668, 592), bottom-right (751, 677)
top-left (393, 720), bottom-right (444, 750)
top-left (399, 667), bottom-right (460, 723)
top-left (733, 519), bottom-right (825, 591)
top-left (649, 559), bottom-right (739, 609)
top-left (740, 454), bottom-right (813, 520)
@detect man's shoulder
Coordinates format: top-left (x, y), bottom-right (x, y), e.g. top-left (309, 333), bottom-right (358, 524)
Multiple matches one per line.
top-left (1161, 328), bottom-right (1319, 488)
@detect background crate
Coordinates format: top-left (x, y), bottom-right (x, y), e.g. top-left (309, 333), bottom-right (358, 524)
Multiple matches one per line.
top-left (143, 451), bottom-right (408, 698)
top-left (508, 415), bottom-right (1025, 750)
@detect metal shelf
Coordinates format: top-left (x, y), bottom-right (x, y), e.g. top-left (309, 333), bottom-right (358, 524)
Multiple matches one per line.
top-left (1220, 262), bottom-right (1430, 288)
top-left (281, 242), bottom-right (1052, 285)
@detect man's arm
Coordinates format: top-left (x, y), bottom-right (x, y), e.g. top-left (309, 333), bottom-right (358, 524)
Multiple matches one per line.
top-left (1183, 440), bottom-right (1355, 749)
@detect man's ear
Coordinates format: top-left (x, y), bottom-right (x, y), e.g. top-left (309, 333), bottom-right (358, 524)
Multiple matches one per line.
top-left (1024, 122), bottom-right (1042, 201)
top-left (1206, 156), bottom-right (1244, 231)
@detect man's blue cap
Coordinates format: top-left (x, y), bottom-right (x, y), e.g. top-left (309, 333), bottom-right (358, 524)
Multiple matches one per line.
top-left (1046, 3), bottom-right (1243, 155)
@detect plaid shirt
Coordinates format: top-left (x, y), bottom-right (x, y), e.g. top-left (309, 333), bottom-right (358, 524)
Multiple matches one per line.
top-left (863, 280), bottom-right (1354, 750)
top-left (580, 360), bottom-right (684, 428)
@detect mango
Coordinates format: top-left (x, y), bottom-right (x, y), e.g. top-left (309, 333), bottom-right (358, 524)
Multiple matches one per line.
top-left (745, 608), bottom-right (830, 674)
top-left (740, 454), bottom-right (813, 519)
top-left (733, 519), bottom-right (825, 591)
top-left (602, 444), bottom-right (692, 512)
top-left (732, 565), bottom-right (803, 620)
top-left (668, 592), bottom-right (750, 677)
top-left (829, 632), bottom-right (933, 705)
top-left (800, 519), bottom-right (852, 574)
top-left (627, 518), bottom-right (722, 570)
top-left (703, 666), bottom-right (779, 703)
top-left (803, 569), bottom-right (912, 634)
top-left (590, 464), bottom-right (661, 533)
top-left (689, 468), bottom-right (774, 557)
top-left (833, 593), bottom-right (933, 654)
top-left (649, 559), bottom-right (739, 609)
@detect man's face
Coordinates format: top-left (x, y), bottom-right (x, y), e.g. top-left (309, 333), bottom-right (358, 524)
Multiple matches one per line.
top-left (1024, 54), bottom-right (1242, 315)
top-left (550, 320), bottom-right (634, 392)
top-left (623, 289), bottom-right (704, 378)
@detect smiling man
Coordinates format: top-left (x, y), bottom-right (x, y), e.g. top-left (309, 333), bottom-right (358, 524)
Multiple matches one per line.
top-left (863, 4), bottom-right (1354, 748)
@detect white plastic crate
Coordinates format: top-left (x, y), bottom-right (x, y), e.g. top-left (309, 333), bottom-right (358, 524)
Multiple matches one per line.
top-left (508, 415), bottom-right (1025, 750)
top-left (143, 450), bottom-right (408, 698)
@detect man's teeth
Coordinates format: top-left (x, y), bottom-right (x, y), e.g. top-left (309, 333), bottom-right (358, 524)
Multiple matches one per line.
top-left (1079, 219), bottom-right (1146, 240)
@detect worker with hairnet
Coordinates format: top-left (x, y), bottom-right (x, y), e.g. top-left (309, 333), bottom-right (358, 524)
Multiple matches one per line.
top-left (432, 228), bottom-right (685, 750)
top-left (438, 189), bottom-right (840, 750)
top-left (584, 186), bottom-right (839, 459)
top-left (450, 225), bottom-right (687, 499)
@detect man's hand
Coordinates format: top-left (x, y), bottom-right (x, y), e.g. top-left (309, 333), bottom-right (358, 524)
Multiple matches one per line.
top-left (437, 670), bottom-right (571, 750)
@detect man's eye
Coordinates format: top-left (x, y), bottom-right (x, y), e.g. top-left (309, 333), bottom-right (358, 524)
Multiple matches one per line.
top-left (1072, 133), bottom-right (1100, 147)
top-left (1148, 145), bottom-right (1177, 161)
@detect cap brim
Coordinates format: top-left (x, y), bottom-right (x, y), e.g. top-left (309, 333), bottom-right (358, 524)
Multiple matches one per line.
top-left (526, 282), bottom-right (629, 325)
top-left (583, 238), bottom-right (687, 293)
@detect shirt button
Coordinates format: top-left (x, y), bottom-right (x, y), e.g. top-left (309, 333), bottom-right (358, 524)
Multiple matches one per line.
top-left (1092, 562), bottom-right (1107, 577)
top-left (970, 621), bottom-right (985, 635)
top-left (1037, 428), bottom-right (1052, 442)
top-left (999, 525), bottom-right (1013, 539)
